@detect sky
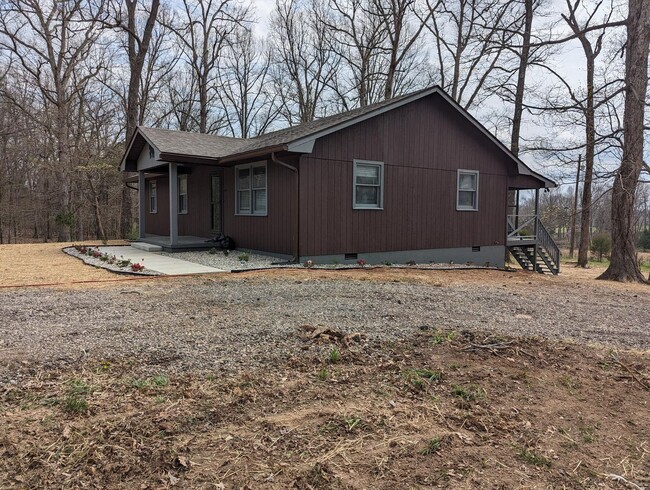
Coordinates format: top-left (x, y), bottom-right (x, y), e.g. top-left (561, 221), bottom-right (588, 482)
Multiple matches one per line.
top-left (243, 0), bottom-right (634, 185)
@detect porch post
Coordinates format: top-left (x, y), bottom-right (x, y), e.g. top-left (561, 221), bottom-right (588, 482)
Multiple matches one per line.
top-left (169, 162), bottom-right (178, 246)
top-left (514, 190), bottom-right (520, 229)
top-left (138, 171), bottom-right (146, 239)
top-left (533, 188), bottom-right (540, 272)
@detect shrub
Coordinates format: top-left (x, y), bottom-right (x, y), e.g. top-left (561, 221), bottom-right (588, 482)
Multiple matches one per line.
top-left (590, 234), bottom-right (611, 262)
top-left (131, 263), bottom-right (145, 272)
top-left (638, 229), bottom-right (650, 251)
top-left (238, 252), bottom-right (250, 262)
top-left (356, 258), bottom-right (367, 266)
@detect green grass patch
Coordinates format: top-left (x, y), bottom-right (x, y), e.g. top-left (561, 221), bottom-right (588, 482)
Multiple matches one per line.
top-left (451, 383), bottom-right (484, 402)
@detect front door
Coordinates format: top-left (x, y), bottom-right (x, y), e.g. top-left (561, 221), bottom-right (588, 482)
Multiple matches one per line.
top-left (211, 175), bottom-right (222, 234)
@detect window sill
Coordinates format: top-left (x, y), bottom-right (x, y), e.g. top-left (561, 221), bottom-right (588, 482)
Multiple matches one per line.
top-left (235, 212), bottom-right (268, 217)
top-left (353, 206), bottom-right (384, 211)
top-left (178, 211), bottom-right (188, 215)
top-left (456, 207), bottom-right (478, 212)
top-left (150, 211), bottom-right (157, 214)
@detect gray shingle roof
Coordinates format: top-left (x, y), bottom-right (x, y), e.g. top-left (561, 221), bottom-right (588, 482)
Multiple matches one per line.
top-left (138, 127), bottom-right (248, 158)
top-left (122, 85), bottom-right (554, 187)
top-left (132, 87), bottom-right (431, 161)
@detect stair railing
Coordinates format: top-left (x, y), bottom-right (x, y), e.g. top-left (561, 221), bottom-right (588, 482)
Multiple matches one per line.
top-left (535, 218), bottom-right (560, 273)
top-left (507, 214), bottom-right (537, 241)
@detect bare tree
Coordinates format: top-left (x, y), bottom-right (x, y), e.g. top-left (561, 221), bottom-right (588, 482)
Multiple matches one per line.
top-left (270, 0), bottom-right (337, 123)
top-left (562, 0), bottom-right (615, 267)
top-left (598, 0), bottom-right (650, 283)
top-left (166, 0), bottom-right (250, 133)
top-left (422, 0), bottom-right (519, 109)
top-left (371, 0), bottom-right (431, 99)
top-left (0, 0), bottom-right (108, 241)
top-left (218, 29), bottom-right (279, 137)
top-left (104, 0), bottom-right (160, 238)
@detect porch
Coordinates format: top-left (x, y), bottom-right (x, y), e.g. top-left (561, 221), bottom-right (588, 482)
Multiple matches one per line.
top-left (506, 188), bottom-right (560, 275)
top-left (136, 234), bottom-right (217, 252)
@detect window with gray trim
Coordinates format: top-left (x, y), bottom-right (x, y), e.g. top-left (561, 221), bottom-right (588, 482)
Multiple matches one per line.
top-left (178, 175), bottom-right (188, 214)
top-left (457, 170), bottom-right (479, 211)
top-left (149, 180), bottom-right (157, 213)
top-left (236, 162), bottom-right (267, 215)
top-left (353, 160), bottom-right (384, 209)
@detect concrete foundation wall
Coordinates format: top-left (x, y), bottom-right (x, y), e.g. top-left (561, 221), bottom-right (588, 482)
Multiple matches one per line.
top-left (300, 245), bottom-right (505, 267)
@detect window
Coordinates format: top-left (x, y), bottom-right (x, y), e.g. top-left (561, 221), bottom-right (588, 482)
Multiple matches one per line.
top-left (353, 160), bottom-right (384, 209)
top-left (178, 174), bottom-right (188, 214)
top-left (236, 163), bottom-right (267, 215)
top-left (457, 170), bottom-right (479, 211)
top-left (149, 180), bottom-right (157, 214)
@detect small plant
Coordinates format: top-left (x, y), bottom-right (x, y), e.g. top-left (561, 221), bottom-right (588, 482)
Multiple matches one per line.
top-left (131, 378), bottom-right (149, 389)
top-left (419, 437), bottom-right (442, 455)
top-left (405, 368), bottom-right (442, 391)
top-left (318, 368), bottom-right (329, 381)
top-left (431, 330), bottom-right (456, 345)
top-left (238, 252), bottom-right (250, 262)
top-left (131, 262), bottom-right (145, 272)
top-left (116, 257), bottom-right (131, 268)
top-left (62, 379), bottom-right (91, 414)
top-left (406, 260), bottom-right (416, 266)
top-left (91, 249), bottom-right (102, 258)
top-left (152, 375), bottom-right (169, 387)
top-left (451, 383), bottom-right (484, 402)
top-left (329, 348), bottom-right (341, 364)
top-left (356, 258), bottom-right (367, 266)
top-left (223, 249), bottom-right (230, 256)
top-left (343, 416), bottom-right (361, 432)
top-left (517, 447), bottom-right (550, 467)
top-left (304, 259), bottom-right (315, 268)
top-left (332, 259), bottom-right (339, 265)
top-left (209, 247), bottom-right (218, 255)
top-left (383, 260), bottom-right (392, 266)
top-left (62, 395), bottom-right (88, 413)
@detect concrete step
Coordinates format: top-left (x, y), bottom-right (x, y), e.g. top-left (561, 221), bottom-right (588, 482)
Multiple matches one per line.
top-left (131, 242), bottom-right (163, 252)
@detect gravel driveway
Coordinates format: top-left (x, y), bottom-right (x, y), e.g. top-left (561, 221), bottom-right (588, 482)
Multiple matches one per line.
top-left (1, 273), bottom-right (647, 383)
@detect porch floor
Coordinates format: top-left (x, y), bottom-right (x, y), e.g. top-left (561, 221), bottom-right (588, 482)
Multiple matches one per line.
top-left (140, 234), bottom-right (216, 251)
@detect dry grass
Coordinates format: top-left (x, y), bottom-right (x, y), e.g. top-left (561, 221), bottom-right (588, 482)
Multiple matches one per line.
top-left (0, 241), bottom-right (139, 289)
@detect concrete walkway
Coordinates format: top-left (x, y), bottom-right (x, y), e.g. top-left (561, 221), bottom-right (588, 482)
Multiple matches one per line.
top-left (98, 246), bottom-right (224, 275)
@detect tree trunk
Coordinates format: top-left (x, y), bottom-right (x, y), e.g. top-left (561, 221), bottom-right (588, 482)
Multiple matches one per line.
top-left (510, 0), bottom-right (533, 157)
top-left (577, 56), bottom-right (595, 267)
top-left (121, 0), bottom-right (160, 238)
top-left (598, 0), bottom-right (649, 283)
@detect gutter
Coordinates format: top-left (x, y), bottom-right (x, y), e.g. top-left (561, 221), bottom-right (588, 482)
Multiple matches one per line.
top-left (271, 152), bottom-right (300, 263)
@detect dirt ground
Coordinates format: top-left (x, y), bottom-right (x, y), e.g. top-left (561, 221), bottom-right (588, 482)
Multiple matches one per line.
top-left (0, 243), bottom-right (648, 489)
top-left (1, 332), bottom-right (648, 489)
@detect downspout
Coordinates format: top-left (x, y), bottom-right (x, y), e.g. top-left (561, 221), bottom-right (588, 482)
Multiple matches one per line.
top-left (271, 152), bottom-right (300, 263)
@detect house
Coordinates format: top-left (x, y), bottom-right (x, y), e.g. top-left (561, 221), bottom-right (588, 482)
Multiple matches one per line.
top-left (120, 85), bottom-right (560, 274)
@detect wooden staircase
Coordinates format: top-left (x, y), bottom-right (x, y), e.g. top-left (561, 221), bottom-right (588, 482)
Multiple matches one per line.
top-left (507, 215), bottom-right (560, 275)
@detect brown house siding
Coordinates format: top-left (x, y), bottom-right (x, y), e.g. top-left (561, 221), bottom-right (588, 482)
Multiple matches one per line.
top-left (298, 93), bottom-right (510, 257)
top-left (222, 157), bottom-right (297, 256)
top-left (144, 165), bottom-right (221, 238)
top-left (144, 176), bottom-right (169, 236)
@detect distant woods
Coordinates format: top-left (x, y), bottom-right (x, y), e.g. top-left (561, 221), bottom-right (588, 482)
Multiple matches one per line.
top-left (0, 0), bottom-right (648, 280)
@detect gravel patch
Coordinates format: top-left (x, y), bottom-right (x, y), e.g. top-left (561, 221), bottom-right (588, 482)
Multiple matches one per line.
top-left (160, 249), bottom-right (279, 271)
top-left (1, 274), bottom-right (647, 384)
top-left (161, 248), bottom-right (497, 272)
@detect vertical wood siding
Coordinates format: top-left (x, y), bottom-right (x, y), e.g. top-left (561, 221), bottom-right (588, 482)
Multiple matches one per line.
top-left (299, 93), bottom-right (512, 256)
top-left (144, 176), bottom-right (169, 236)
top-left (144, 166), bottom-right (223, 238)
top-left (222, 157), bottom-right (297, 256)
